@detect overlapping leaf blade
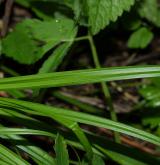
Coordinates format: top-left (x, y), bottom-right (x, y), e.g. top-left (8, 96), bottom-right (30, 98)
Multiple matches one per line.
top-left (0, 98), bottom-right (160, 146)
top-left (0, 144), bottom-right (29, 165)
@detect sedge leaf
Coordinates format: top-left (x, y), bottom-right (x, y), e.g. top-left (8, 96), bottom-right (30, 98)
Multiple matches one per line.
top-left (0, 66), bottom-right (160, 90)
top-left (0, 144), bottom-right (29, 165)
top-left (39, 42), bottom-right (72, 73)
top-left (0, 106), bottom-right (159, 165)
top-left (55, 134), bottom-right (69, 165)
top-left (0, 98), bottom-right (160, 146)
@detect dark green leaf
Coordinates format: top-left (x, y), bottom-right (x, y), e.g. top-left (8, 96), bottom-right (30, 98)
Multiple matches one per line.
top-left (87, 0), bottom-right (135, 34)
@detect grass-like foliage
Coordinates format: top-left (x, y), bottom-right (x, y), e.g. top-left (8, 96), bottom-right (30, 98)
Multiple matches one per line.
top-left (0, 0), bottom-right (160, 164)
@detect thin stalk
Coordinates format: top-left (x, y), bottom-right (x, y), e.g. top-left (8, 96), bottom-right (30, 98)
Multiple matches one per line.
top-left (63, 36), bottom-right (89, 42)
top-left (88, 33), bottom-right (121, 143)
top-left (74, 36), bottom-right (89, 42)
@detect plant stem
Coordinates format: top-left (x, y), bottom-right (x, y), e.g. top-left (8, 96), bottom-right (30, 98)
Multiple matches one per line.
top-left (74, 36), bottom-right (89, 42)
top-left (88, 33), bottom-right (121, 143)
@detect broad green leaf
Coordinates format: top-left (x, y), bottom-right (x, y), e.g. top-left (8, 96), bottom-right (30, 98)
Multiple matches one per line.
top-left (0, 66), bottom-right (160, 90)
top-left (127, 27), bottom-right (153, 49)
top-left (87, 0), bottom-right (135, 34)
top-left (2, 22), bottom-right (38, 64)
top-left (55, 134), bottom-right (69, 165)
top-left (138, 0), bottom-right (160, 27)
top-left (0, 144), bottom-right (29, 165)
top-left (25, 19), bottom-right (77, 42)
top-left (2, 18), bottom-right (77, 64)
top-left (0, 97), bottom-right (160, 146)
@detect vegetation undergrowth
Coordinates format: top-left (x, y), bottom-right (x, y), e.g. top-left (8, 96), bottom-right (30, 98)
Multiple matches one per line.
top-left (0, 0), bottom-right (160, 164)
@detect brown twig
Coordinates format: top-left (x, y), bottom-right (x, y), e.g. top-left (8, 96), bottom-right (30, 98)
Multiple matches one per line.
top-left (126, 52), bottom-right (160, 65)
top-left (1, 0), bottom-right (14, 37)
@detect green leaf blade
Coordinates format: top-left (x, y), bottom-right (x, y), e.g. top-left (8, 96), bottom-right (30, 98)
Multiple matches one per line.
top-left (55, 134), bottom-right (69, 165)
top-left (0, 97), bottom-right (160, 147)
top-left (0, 66), bottom-right (160, 90)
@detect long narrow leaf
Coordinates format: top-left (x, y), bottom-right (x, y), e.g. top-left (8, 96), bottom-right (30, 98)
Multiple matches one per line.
top-left (0, 98), bottom-right (160, 146)
top-left (39, 42), bottom-right (72, 73)
top-left (0, 66), bottom-right (160, 90)
top-left (0, 129), bottom-right (56, 165)
top-left (0, 144), bottom-right (29, 165)
top-left (0, 128), bottom-right (55, 138)
top-left (0, 105), bottom-right (159, 164)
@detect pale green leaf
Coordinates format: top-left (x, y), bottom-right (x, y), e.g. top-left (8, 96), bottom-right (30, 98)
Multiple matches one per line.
top-left (127, 27), bottom-right (153, 49)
